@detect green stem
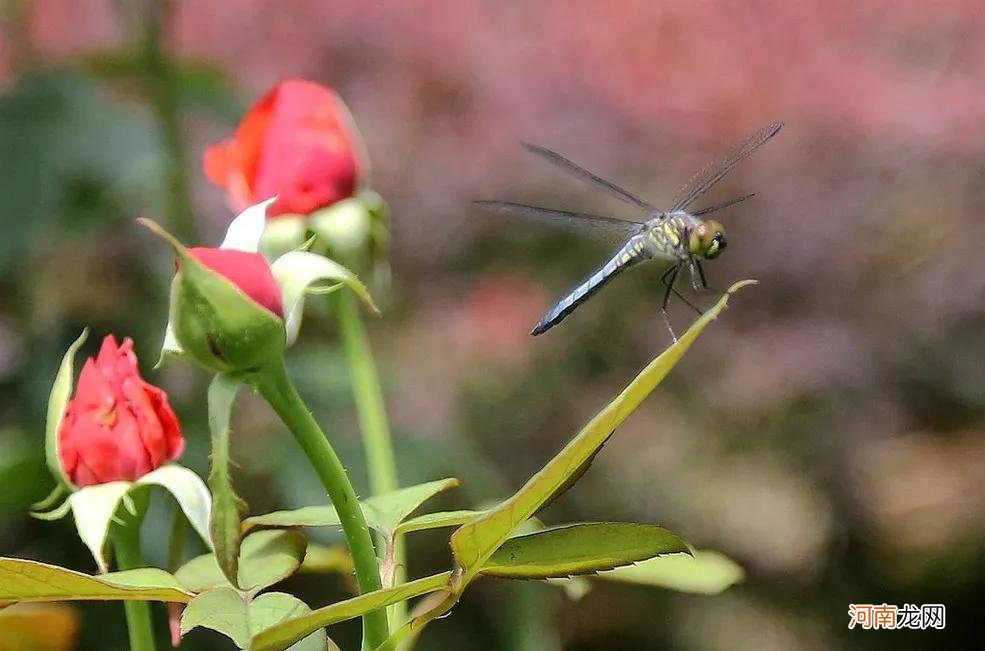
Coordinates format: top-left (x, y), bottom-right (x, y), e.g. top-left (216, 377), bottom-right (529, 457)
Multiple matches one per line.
top-left (138, 0), bottom-right (198, 243)
top-left (332, 291), bottom-right (407, 628)
top-left (333, 291), bottom-right (400, 495)
top-left (255, 361), bottom-right (388, 650)
top-left (112, 493), bottom-right (156, 651)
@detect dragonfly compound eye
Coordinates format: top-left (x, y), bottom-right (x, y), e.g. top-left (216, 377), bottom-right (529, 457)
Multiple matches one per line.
top-left (706, 231), bottom-right (726, 259)
top-left (694, 220), bottom-right (726, 259)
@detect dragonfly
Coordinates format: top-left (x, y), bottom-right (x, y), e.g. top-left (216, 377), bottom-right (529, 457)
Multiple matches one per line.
top-left (475, 121), bottom-right (783, 337)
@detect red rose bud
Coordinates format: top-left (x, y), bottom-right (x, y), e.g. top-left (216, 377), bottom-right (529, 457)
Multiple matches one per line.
top-left (58, 335), bottom-right (184, 487)
top-left (187, 247), bottom-right (284, 318)
top-left (167, 244), bottom-right (287, 373)
top-left (204, 78), bottom-right (363, 218)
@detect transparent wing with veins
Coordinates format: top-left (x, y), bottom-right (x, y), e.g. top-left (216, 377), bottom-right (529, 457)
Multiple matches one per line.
top-left (473, 200), bottom-right (645, 245)
top-left (521, 142), bottom-right (659, 213)
top-left (670, 121), bottom-right (783, 212)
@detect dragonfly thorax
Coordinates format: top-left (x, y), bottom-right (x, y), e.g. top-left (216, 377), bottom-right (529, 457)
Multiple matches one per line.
top-left (688, 218), bottom-right (727, 260)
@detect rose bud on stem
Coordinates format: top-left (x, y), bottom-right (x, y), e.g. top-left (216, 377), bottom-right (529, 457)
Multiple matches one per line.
top-left (50, 333), bottom-right (190, 651)
top-left (141, 217), bottom-right (389, 648)
top-left (204, 78), bottom-right (364, 218)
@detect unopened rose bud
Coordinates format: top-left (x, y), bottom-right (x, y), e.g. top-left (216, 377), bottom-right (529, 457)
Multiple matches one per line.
top-left (204, 78), bottom-right (364, 218)
top-left (58, 335), bottom-right (184, 486)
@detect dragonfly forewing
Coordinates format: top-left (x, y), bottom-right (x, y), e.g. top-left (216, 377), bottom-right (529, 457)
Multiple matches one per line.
top-left (670, 121), bottom-right (783, 212)
top-left (521, 142), bottom-right (659, 213)
top-left (473, 200), bottom-right (646, 244)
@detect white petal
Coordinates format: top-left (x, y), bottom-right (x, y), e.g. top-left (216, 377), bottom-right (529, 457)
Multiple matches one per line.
top-left (219, 197), bottom-right (277, 252)
top-left (69, 482), bottom-right (132, 573)
top-left (138, 465), bottom-right (213, 550)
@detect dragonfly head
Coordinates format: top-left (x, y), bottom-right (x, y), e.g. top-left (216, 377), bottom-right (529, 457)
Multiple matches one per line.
top-left (690, 219), bottom-right (727, 259)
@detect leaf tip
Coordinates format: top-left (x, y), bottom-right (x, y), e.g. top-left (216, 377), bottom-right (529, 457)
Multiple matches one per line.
top-left (726, 278), bottom-right (758, 294)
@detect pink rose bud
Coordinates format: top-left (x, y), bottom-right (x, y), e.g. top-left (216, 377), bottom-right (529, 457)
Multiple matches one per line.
top-left (58, 335), bottom-right (184, 487)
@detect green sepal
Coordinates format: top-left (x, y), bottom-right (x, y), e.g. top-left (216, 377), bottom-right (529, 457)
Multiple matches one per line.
top-left (29, 494), bottom-right (72, 521)
top-left (270, 250), bottom-right (379, 346)
top-left (140, 218), bottom-right (286, 374)
top-left (45, 329), bottom-right (88, 491)
top-left (260, 215), bottom-right (308, 261)
top-left (308, 197), bottom-right (371, 256)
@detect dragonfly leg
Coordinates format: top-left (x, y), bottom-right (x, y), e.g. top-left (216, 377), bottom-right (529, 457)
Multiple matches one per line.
top-left (691, 259), bottom-right (705, 291)
top-left (692, 259), bottom-right (726, 296)
top-left (662, 310), bottom-right (678, 344)
top-left (662, 264), bottom-right (703, 315)
top-left (660, 265), bottom-right (680, 343)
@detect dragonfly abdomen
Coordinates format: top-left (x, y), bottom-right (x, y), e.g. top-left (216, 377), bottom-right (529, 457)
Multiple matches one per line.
top-left (532, 240), bottom-right (647, 335)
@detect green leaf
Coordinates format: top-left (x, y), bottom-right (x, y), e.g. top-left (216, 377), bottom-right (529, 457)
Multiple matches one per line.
top-left (596, 549), bottom-right (744, 595)
top-left (181, 588), bottom-right (327, 650)
top-left (244, 478), bottom-right (460, 536)
top-left (297, 544), bottom-right (353, 577)
top-left (450, 281), bottom-right (754, 584)
top-left (181, 587), bottom-right (249, 647)
top-left (248, 592), bottom-right (327, 651)
top-left (250, 571), bottom-right (453, 651)
top-left (0, 558), bottom-right (192, 603)
top-left (271, 250), bottom-right (379, 346)
top-left (136, 465), bottom-right (212, 550)
top-left (68, 481), bottom-right (132, 572)
top-left (395, 510), bottom-right (485, 535)
top-left (45, 329), bottom-right (88, 490)
top-left (479, 523), bottom-right (689, 579)
top-left (207, 374), bottom-right (246, 587)
top-left (140, 218), bottom-right (286, 373)
top-left (175, 529), bottom-right (307, 594)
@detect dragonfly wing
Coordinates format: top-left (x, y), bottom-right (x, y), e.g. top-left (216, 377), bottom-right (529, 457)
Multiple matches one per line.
top-left (670, 121), bottom-right (783, 212)
top-left (474, 200), bottom-right (645, 244)
top-left (691, 193), bottom-right (755, 216)
top-left (521, 142), bottom-right (659, 213)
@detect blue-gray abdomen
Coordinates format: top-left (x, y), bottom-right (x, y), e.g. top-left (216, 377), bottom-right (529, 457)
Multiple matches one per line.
top-left (531, 239), bottom-right (647, 335)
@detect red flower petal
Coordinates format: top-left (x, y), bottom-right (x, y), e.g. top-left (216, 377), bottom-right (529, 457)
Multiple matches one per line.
top-left (57, 335), bottom-right (185, 487)
top-left (204, 78), bottom-right (362, 218)
top-left (187, 247), bottom-right (284, 318)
